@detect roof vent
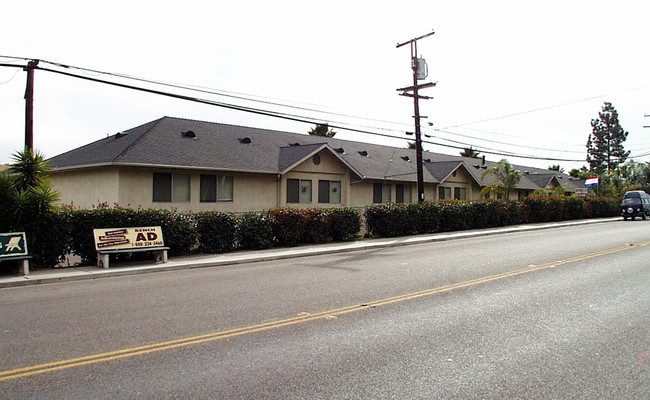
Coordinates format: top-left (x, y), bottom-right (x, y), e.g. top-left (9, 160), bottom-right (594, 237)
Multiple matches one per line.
top-left (181, 130), bottom-right (197, 139)
top-left (289, 142), bottom-right (301, 147)
top-left (401, 156), bottom-right (411, 162)
top-left (358, 150), bottom-right (368, 157)
top-left (238, 137), bottom-right (252, 144)
top-left (115, 132), bottom-right (127, 139)
top-left (335, 147), bottom-right (345, 154)
top-left (424, 158), bottom-right (432, 163)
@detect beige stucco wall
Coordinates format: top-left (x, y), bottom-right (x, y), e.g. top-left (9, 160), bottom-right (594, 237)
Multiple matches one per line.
top-left (280, 150), bottom-right (351, 208)
top-left (349, 180), bottom-right (437, 206)
top-left (121, 167), bottom-right (279, 212)
top-left (50, 168), bottom-right (120, 208)
top-left (435, 167), bottom-right (481, 200)
top-left (51, 166), bottom-right (279, 212)
top-left (49, 156), bottom-right (487, 213)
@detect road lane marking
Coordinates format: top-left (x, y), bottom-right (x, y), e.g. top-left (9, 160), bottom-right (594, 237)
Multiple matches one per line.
top-left (2, 239), bottom-right (649, 382)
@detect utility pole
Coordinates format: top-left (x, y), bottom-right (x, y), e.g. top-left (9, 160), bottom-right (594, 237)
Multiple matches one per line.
top-left (397, 31), bottom-right (435, 203)
top-left (24, 59), bottom-right (39, 151)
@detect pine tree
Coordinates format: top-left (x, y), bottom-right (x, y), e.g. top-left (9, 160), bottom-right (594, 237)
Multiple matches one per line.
top-left (586, 102), bottom-right (629, 173)
top-left (460, 147), bottom-right (480, 158)
top-left (308, 123), bottom-right (336, 138)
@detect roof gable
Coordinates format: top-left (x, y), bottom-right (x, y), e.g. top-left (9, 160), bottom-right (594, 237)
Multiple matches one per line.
top-left (279, 143), bottom-right (363, 178)
top-left (278, 143), bottom-right (326, 172)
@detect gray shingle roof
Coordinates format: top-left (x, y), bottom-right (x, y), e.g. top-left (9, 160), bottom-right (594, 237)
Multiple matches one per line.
top-left (48, 116), bottom-right (582, 190)
top-left (278, 143), bottom-right (325, 172)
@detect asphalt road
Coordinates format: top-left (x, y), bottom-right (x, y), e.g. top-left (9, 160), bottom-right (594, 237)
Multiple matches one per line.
top-left (1, 220), bottom-right (649, 398)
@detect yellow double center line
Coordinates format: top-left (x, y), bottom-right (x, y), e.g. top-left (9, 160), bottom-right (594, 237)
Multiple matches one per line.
top-left (2, 240), bottom-right (648, 382)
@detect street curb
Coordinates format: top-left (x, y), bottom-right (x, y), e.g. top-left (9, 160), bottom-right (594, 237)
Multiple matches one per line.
top-left (0, 217), bottom-right (620, 289)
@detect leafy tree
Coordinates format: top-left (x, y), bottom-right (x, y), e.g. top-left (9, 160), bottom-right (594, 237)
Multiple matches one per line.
top-left (480, 159), bottom-right (521, 201)
top-left (308, 123), bottom-right (336, 138)
top-left (596, 171), bottom-right (626, 197)
top-left (552, 184), bottom-right (569, 196)
top-left (529, 188), bottom-right (550, 197)
top-left (618, 160), bottom-right (650, 191)
top-left (586, 102), bottom-right (629, 173)
top-left (569, 166), bottom-right (590, 179)
top-left (547, 164), bottom-right (564, 173)
top-left (460, 147), bottom-right (480, 158)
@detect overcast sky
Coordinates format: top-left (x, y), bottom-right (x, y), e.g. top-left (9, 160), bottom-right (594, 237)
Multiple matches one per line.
top-left (2, 0), bottom-right (649, 171)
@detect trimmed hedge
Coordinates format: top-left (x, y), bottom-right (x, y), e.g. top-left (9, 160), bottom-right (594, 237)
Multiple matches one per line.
top-left (365, 197), bottom-right (619, 238)
top-left (238, 212), bottom-right (274, 250)
top-left (3, 197), bottom-right (619, 268)
top-left (268, 207), bottom-right (362, 246)
top-left (195, 212), bottom-right (237, 254)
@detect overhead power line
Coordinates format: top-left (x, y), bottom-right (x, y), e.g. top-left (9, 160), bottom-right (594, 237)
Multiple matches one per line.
top-left (0, 56), bottom-right (588, 163)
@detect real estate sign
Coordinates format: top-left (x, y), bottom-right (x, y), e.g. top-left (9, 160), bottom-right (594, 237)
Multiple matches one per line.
top-left (0, 232), bottom-right (28, 258)
top-left (93, 226), bottom-right (165, 250)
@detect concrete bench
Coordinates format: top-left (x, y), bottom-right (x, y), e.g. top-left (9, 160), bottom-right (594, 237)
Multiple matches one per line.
top-left (93, 226), bottom-right (169, 269)
top-left (96, 246), bottom-right (169, 269)
top-left (0, 254), bottom-right (32, 275)
top-left (1, 232), bottom-right (31, 275)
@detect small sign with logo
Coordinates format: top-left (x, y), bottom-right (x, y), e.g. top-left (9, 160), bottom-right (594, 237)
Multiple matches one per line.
top-left (0, 232), bottom-right (28, 258)
top-left (93, 226), bottom-right (165, 250)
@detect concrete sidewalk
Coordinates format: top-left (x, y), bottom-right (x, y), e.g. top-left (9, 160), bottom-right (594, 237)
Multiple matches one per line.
top-left (0, 218), bottom-right (619, 288)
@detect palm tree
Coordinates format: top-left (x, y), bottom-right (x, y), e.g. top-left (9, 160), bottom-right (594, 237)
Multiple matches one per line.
top-left (1, 149), bottom-right (60, 231)
top-left (480, 159), bottom-right (521, 201)
top-left (308, 123), bottom-right (336, 138)
top-left (10, 149), bottom-right (52, 192)
top-left (547, 164), bottom-right (564, 173)
top-left (1, 149), bottom-right (62, 268)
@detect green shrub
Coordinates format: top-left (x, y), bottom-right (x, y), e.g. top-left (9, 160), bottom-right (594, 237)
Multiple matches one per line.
top-left (267, 208), bottom-right (306, 246)
top-left (365, 203), bottom-right (418, 237)
top-left (237, 212), bottom-right (275, 250)
top-left (504, 200), bottom-right (527, 225)
top-left (566, 197), bottom-right (588, 220)
top-left (327, 208), bottom-right (361, 241)
top-left (195, 211), bottom-right (237, 254)
top-left (467, 200), bottom-right (503, 229)
top-left (584, 197), bottom-right (620, 218)
top-left (438, 201), bottom-right (471, 232)
top-left (301, 209), bottom-right (331, 244)
top-left (415, 201), bottom-right (441, 234)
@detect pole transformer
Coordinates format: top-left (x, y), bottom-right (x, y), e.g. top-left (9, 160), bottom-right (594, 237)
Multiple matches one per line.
top-left (397, 31), bottom-right (435, 203)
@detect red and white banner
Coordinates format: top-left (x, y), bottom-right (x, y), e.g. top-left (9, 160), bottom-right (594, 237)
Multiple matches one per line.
top-left (585, 176), bottom-right (599, 187)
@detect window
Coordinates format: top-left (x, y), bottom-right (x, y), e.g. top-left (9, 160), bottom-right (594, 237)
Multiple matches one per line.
top-left (439, 186), bottom-right (451, 200)
top-left (454, 187), bottom-right (467, 200)
top-left (318, 180), bottom-right (341, 204)
top-left (200, 175), bottom-right (234, 202)
top-left (217, 176), bottom-right (233, 201)
top-left (373, 183), bottom-right (391, 203)
top-left (287, 179), bottom-right (312, 203)
top-left (153, 173), bottom-right (190, 202)
top-left (396, 184), bottom-right (412, 203)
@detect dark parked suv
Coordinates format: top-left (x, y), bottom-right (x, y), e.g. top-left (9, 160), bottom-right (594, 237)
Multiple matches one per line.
top-left (621, 190), bottom-right (650, 220)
